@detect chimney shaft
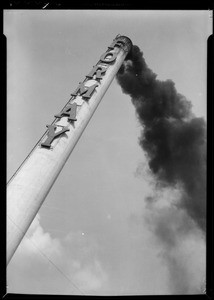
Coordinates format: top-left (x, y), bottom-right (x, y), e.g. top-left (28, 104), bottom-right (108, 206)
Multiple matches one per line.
top-left (7, 35), bottom-right (132, 264)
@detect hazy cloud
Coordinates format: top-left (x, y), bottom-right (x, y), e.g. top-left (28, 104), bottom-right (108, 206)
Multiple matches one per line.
top-left (145, 193), bottom-right (206, 294)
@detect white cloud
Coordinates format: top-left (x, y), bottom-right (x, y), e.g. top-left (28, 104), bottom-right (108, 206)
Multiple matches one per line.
top-left (7, 214), bottom-right (108, 295)
top-left (20, 214), bottom-right (62, 259)
top-left (70, 260), bottom-right (108, 292)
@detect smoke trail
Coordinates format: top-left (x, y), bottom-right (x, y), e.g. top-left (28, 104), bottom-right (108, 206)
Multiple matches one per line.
top-left (117, 45), bottom-right (206, 293)
top-left (117, 45), bottom-right (206, 233)
top-left (144, 192), bottom-right (206, 294)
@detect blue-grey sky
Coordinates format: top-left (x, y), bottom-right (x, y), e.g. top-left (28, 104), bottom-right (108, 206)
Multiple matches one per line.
top-left (5, 10), bottom-right (211, 295)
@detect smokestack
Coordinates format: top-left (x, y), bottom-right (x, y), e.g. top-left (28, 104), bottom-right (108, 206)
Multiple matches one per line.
top-left (7, 35), bottom-right (132, 265)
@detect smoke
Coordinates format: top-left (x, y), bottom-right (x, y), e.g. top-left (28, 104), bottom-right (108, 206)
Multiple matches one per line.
top-left (116, 45), bottom-right (206, 293)
top-left (144, 192), bottom-right (206, 294)
top-left (117, 45), bottom-right (206, 232)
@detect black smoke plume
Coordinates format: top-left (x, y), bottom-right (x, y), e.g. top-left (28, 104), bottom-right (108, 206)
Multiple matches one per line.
top-left (117, 45), bottom-right (206, 293)
top-left (117, 45), bottom-right (206, 232)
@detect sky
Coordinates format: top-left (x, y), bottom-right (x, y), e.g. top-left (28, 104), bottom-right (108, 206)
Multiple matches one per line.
top-left (5, 10), bottom-right (211, 295)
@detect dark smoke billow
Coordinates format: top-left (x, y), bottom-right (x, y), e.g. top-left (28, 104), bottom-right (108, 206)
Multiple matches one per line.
top-left (117, 45), bottom-right (206, 233)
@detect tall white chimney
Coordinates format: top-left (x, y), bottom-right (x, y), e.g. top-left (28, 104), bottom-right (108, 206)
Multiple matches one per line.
top-left (7, 35), bottom-right (132, 264)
